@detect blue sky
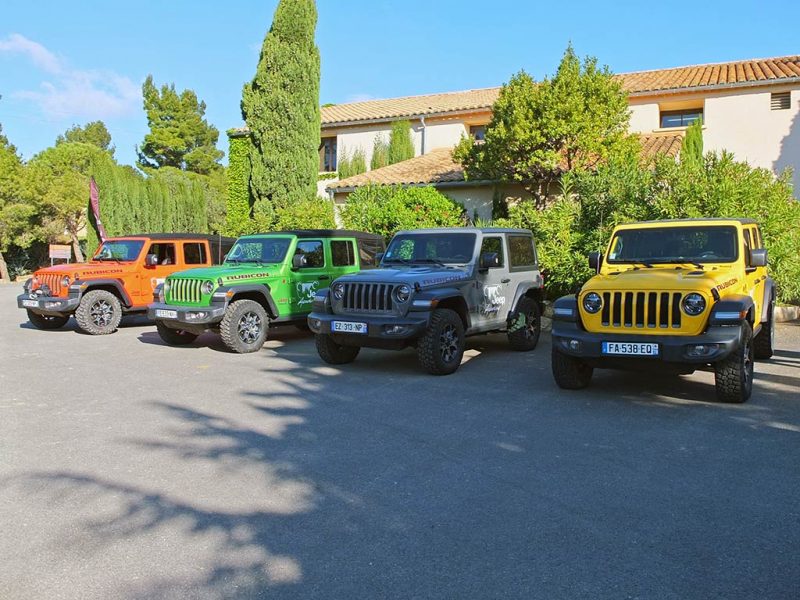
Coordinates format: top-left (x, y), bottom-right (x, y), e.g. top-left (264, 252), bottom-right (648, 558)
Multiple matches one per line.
top-left (1, 0), bottom-right (799, 167)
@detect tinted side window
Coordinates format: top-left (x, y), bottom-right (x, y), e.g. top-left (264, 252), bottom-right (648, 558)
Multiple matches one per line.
top-left (331, 240), bottom-right (355, 267)
top-left (509, 236), bottom-right (535, 268)
top-left (183, 242), bottom-right (207, 265)
top-left (480, 237), bottom-right (504, 267)
top-left (148, 243), bottom-right (176, 265)
top-left (296, 240), bottom-right (324, 268)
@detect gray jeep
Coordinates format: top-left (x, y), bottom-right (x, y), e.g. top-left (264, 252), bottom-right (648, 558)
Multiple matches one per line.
top-left (307, 228), bottom-right (544, 374)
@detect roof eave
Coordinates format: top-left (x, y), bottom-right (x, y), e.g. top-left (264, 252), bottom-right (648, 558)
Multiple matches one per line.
top-left (322, 107), bottom-right (494, 130)
top-left (629, 76), bottom-right (800, 98)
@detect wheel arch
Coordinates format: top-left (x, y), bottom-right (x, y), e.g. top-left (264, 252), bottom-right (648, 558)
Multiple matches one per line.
top-left (82, 280), bottom-right (131, 307)
top-left (436, 295), bottom-right (470, 330)
top-left (227, 285), bottom-right (279, 318)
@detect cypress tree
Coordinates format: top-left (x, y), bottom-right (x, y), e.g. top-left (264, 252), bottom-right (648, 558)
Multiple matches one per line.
top-left (388, 120), bottom-right (415, 164)
top-left (242, 0), bottom-right (321, 222)
top-left (680, 118), bottom-right (704, 168)
top-left (371, 135), bottom-right (389, 170)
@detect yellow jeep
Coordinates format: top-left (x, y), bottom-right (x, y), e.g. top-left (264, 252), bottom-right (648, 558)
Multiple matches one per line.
top-left (551, 218), bottom-right (775, 403)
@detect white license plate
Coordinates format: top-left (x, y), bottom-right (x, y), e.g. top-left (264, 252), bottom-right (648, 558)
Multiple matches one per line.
top-left (602, 341), bottom-right (659, 356)
top-left (332, 321), bottom-right (368, 334)
top-left (22, 299), bottom-right (39, 308)
top-left (155, 309), bottom-right (178, 319)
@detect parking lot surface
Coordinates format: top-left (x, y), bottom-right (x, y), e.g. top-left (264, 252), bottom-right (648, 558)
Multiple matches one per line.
top-left (1, 282), bottom-right (799, 599)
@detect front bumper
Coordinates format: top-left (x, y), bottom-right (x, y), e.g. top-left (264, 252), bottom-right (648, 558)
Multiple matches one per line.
top-left (552, 320), bottom-right (743, 364)
top-left (18, 293), bottom-right (80, 315)
top-left (308, 310), bottom-right (432, 342)
top-left (147, 302), bottom-right (227, 326)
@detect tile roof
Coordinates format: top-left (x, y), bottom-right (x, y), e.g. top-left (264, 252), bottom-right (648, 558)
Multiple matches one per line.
top-left (319, 55), bottom-right (800, 126)
top-left (328, 132), bottom-right (684, 191)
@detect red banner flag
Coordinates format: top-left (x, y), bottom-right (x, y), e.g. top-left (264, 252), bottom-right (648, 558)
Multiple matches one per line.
top-left (90, 177), bottom-right (108, 242)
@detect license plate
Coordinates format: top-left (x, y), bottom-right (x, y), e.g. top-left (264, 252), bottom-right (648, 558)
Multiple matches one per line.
top-left (22, 299), bottom-right (39, 308)
top-left (602, 341), bottom-right (659, 356)
top-left (332, 321), bottom-right (367, 334)
top-left (155, 309), bottom-right (178, 319)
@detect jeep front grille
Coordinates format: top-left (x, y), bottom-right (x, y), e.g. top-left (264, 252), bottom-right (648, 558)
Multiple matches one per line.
top-left (38, 274), bottom-right (63, 295)
top-left (600, 291), bottom-right (683, 329)
top-left (168, 279), bottom-right (203, 304)
top-left (341, 283), bottom-right (395, 313)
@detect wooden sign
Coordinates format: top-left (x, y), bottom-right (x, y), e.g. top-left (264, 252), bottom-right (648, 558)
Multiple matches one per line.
top-left (49, 244), bottom-right (71, 260)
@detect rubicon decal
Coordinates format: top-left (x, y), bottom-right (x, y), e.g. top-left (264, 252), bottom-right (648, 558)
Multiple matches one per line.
top-left (714, 278), bottom-right (738, 292)
top-left (223, 273), bottom-right (269, 281)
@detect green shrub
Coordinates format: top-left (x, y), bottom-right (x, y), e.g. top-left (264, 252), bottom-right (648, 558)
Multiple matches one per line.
top-left (340, 185), bottom-right (464, 239)
top-left (371, 135), bottom-right (389, 170)
top-left (388, 120), bottom-right (414, 165)
top-left (273, 197), bottom-right (336, 230)
top-left (338, 147), bottom-right (367, 180)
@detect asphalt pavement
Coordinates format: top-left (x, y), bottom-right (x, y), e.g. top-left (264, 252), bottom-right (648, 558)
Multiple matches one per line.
top-left (1, 282), bottom-right (799, 599)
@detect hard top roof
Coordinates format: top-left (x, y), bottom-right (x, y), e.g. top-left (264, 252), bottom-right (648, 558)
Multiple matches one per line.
top-left (241, 229), bottom-right (384, 240)
top-left (616, 218), bottom-right (758, 227)
top-left (394, 227), bottom-right (533, 235)
top-left (117, 233), bottom-right (238, 242)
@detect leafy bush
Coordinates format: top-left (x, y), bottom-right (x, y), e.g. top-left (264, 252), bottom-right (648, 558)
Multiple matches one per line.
top-left (388, 120), bottom-right (414, 165)
top-left (371, 135), bottom-right (389, 170)
top-left (340, 185), bottom-right (465, 239)
top-left (273, 197), bottom-right (336, 230)
top-left (338, 147), bottom-right (367, 180)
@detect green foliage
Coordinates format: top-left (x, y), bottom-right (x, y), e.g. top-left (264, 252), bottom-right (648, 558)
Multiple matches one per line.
top-left (340, 185), bottom-right (464, 239)
top-left (56, 121), bottom-right (114, 155)
top-left (0, 138), bottom-right (35, 279)
top-left (388, 120), bottom-right (414, 165)
top-left (225, 134), bottom-right (254, 236)
top-left (680, 118), bottom-right (704, 168)
top-left (370, 135), bottom-right (389, 170)
top-left (338, 147), bottom-right (367, 180)
top-left (500, 150), bottom-right (800, 302)
top-left (274, 197), bottom-right (336, 230)
top-left (454, 44), bottom-right (633, 205)
top-left (138, 75), bottom-right (223, 174)
top-left (242, 0), bottom-right (321, 215)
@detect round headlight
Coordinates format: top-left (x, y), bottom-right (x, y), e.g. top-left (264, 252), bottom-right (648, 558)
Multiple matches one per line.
top-left (202, 281), bottom-right (215, 295)
top-left (61, 276), bottom-right (70, 288)
top-left (395, 284), bottom-right (412, 303)
top-left (682, 293), bottom-right (706, 316)
top-left (332, 282), bottom-right (345, 300)
top-left (583, 292), bottom-right (603, 314)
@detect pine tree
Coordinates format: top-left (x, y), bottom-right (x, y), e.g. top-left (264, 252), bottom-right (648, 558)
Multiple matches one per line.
top-left (57, 121), bottom-right (115, 155)
top-left (388, 120), bottom-right (415, 165)
top-left (242, 0), bottom-right (321, 219)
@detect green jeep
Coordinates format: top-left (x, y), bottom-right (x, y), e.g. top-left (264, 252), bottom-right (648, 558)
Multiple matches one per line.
top-left (147, 230), bottom-right (385, 353)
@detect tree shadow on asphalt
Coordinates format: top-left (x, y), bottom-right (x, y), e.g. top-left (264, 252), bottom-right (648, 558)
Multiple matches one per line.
top-left (136, 324), bottom-right (313, 353)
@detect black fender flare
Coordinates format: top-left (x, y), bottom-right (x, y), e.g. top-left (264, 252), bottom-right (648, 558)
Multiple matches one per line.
top-left (709, 294), bottom-right (756, 326)
top-left (509, 280), bottom-right (544, 314)
top-left (77, 279), bottom-right (133, 307)
top-left (552, 295), bottom-right (580, 323)
top-left (220, 284), bottom-right (279, 318)
top-left (413, 288), bottom-right (471, 329)
top-left (761, 277), bottom-right (776, 323)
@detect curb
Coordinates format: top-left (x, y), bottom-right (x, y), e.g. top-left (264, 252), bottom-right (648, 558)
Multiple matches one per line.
top-left (775, 305), bottom-right (799, 323)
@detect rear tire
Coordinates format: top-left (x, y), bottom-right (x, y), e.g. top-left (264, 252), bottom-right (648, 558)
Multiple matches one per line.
top-left (315, 334), bottom-right (360, 364)
top-left (156, 321), bottom-right (198, 346)
top-left (219, 299), bottom-right (268, 353)
top-left (417, 309), bottom-right (465, 375)
top-left (75, 289), bottom-right (122, 335)
top-left (551, 346), bottom-right (593, 389)
top-left (714, 321), bottom-right (754, 403)
top-left (26, 310), bottom-right (69, 330)
top-left (753, 301), bottom-right (774, 360)
top-left (508, 296), bottom-right (541, 351)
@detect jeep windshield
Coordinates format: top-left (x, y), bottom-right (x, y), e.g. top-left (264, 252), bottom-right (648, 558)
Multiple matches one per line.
top-left (226, 237), bottom-right (291, 264)
top-left (93, 240), bottom-right (144, 262)
top-left (383, 232), bottom-right (476, 266)
top-left (607, 225), bottom-right (738, 265)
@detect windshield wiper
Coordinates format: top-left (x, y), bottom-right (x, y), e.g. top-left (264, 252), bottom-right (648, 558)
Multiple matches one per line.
top-left (383, 258), bottom-right (413, 265)
top-left (412, 258), bottom-right (448, 267)
top-left (632, 261), bottom-right (653, 269)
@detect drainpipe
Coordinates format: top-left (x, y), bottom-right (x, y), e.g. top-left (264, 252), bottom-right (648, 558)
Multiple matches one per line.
top-left (419, 115), bottom-right (427, 155)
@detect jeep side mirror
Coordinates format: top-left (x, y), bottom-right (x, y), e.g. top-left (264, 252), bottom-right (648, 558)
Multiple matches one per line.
top-left (588, 252), bottom-right (603, 273)
top-left (479, 252), bottom-right (500, 269)
top-left (750, 248), bottom-right (767, 267)
top-left (292, 253), bottom-right (308, 269)
top-left (145, 254), bottom-right (158, 268)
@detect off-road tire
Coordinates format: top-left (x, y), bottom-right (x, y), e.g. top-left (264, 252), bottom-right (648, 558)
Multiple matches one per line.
top-left (551, 346), bottom-right (593, 390)
top-left (156, 321), bottom-right (198, 346)
top-left (714, 321), bottom-right (754, 403)
top-left (75, 289), bottom-right (122, 335)
top-left (417, 308), bottom-right (465, 375)
top-left (508, 296), bottom-right (541, 351)
top-left (315, 334), bottom-right (360, 365)
top-left (753, 301), bottom-right (774, 360)
top-left (219, 299), bottom-right (268, 354)
top-left (26, 310), bottom-right (69, 330)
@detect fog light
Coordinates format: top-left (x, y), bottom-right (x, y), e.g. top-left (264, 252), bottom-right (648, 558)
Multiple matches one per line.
top-left (186, 312), bottom-right (207, 320)
top-left (384, 325), bottom-right (408, 335)
top-left (45, 301), bottom-right (61, 309)
top-left (686, 343), bottom-right (719, 357)
top-left (310, 319), bottom-right (322, 330)
top-left (568, 339), bottom-right (583, 351)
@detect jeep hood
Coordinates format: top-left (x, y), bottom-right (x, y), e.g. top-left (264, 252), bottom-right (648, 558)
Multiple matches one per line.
top-left (586, 265), bottom-right (740, 293)
top-left (336, 266), bottom-right (473, 287)
top-left (35, 261), bottom-right (132, 278)
top-left (168, 263), bottom-right (280, 281)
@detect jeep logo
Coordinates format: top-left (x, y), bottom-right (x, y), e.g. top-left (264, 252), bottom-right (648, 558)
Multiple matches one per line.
top-left (296, 281), bottom-right (318, 305)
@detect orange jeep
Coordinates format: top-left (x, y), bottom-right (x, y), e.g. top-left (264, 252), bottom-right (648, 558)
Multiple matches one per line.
top-left (18, 234), bottom-right (234, 335)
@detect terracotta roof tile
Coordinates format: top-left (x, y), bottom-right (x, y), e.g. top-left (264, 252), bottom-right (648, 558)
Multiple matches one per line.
top-left (318, 55), bottom-right (800, 126)
top-left (328, 133), bottom-right (684, 191)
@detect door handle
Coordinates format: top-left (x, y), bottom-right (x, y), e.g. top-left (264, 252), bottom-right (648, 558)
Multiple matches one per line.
top-left (501, 278), bottom-right (511, 283)
top-left (318, 275), bottom-right (330, 281)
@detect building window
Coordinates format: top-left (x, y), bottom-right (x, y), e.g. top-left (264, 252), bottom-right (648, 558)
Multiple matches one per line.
top-left (470, 125), bottom-right (487, 141)
top-left (771, 92), bottom-right (790, 110)
top-left (660, 109), bottom-right (703, 128)
top-left (319, 137), bottom-right (337, 172)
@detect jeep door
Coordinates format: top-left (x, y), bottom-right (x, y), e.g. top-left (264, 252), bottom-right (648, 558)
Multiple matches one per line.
top-left (743, 225), bottom-right (767, 329)
top-left (505, 233), bottom-right (539, 312)
top-left (140, 241), bottom-right (178, 306)
top-left (290, 239), bottom-right (329, 315)
top-left (472, 235), bottom-right (512, 330)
